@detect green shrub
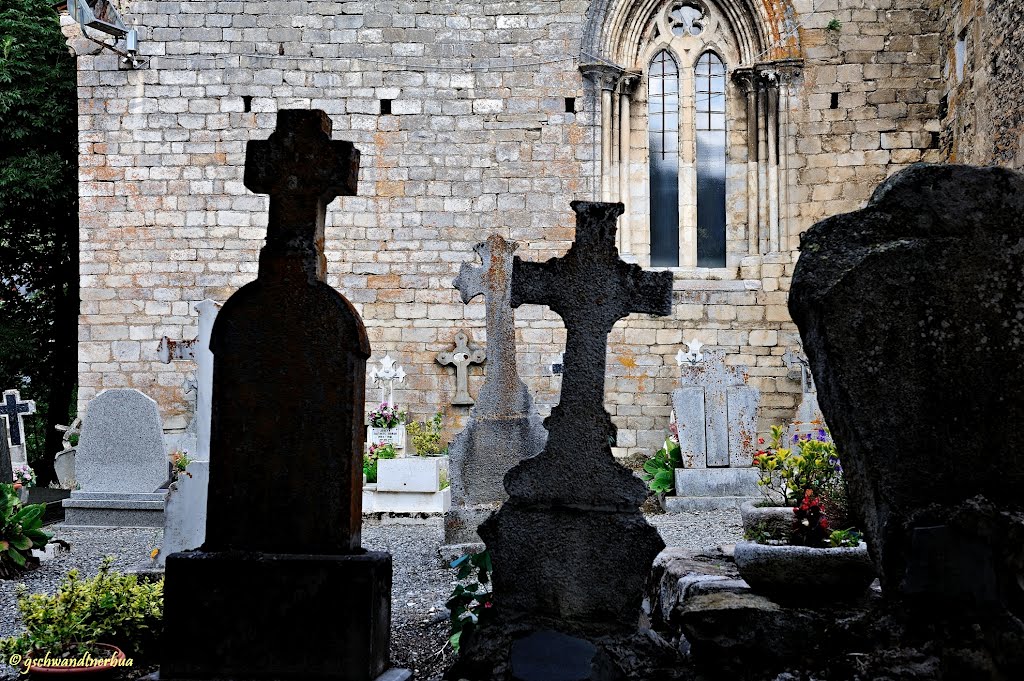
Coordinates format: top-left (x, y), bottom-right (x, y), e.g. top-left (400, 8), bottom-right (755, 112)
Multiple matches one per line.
top-left (0, 556), bottom-right (163, 660)
top-left (407, 411), bottom-right (447, 457)
top-left (447, 550), bottom-right (493, 653)
top-left (641, 436), bottom-right (683, 494)
top-left (0, 482), bottom-right (51, 578)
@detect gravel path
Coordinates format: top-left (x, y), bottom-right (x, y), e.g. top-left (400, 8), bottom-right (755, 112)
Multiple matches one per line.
top-left (0, 511), bottom-right (743, 680)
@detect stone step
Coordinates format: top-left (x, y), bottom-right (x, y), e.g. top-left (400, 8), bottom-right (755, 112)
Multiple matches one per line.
top-left (674, 466), bottom-right (761, 497)
top-left (663, 495), bottom-right (759, 512)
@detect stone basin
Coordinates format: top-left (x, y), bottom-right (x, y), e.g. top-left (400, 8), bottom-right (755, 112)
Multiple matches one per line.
top-left (733, 540), bottom-right (876, 598)
top-left (739, 499), bottom-right (794, 540)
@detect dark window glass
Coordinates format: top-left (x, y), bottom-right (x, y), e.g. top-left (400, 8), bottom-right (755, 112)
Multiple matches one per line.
top-left (695, 52), bottom-right (726, 267)
top-left (649, 50), bottom-right (679, 267)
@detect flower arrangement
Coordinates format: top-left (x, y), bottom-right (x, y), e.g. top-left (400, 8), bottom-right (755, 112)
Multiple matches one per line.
top-left (362, 443), bottom-right (397, 483)
top-left (406, 411), bottom-right (447, 457)
top-left (747, 422), bottom-right (858, 547)
top-left (169, 450), bottom-right (193, 480)
top-left (12, 464), bottom-right (35, 488)
top-left (369, 402), bottom-right (406, 429)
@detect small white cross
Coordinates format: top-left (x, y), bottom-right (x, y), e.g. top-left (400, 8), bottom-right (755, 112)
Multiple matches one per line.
top-left (676, 338), bottom-right (705, 366)
top-left (369, 354), bottom-right (406, 406)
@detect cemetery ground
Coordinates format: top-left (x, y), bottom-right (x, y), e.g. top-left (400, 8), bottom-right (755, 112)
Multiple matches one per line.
top-left (0, 510), bottom-right (742, 681)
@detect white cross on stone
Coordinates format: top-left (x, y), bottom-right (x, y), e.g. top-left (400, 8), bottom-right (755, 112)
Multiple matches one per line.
top-left (369, 354), bottom-right (406, 406)
top-left (676, 338), bottom-right (705, 366)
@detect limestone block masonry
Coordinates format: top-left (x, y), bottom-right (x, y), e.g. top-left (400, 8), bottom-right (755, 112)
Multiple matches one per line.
top-left (67, 0), bottom-right (1007, 457)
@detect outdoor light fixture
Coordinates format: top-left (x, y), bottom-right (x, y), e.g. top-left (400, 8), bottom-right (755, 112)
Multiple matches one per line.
top-left (65, 0), bottom-right (142, 68)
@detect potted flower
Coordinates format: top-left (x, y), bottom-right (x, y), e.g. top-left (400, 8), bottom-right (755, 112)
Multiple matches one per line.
top-left (0, 557), bottom-right (162, 676)
top-left (734, 426), bottom-right (875, 598)
top-left (1, 483), bottom-right (52, 579)
top-left (367, 402), bottom-right (407, 450)
top-left (362, 443), bottom-right (397, 485)
top-left (12, 463), bottom-right (35, 504)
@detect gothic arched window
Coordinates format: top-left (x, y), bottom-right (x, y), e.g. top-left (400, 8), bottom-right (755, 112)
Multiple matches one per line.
top-left (648, 50), bottom-right (680, 267)
top-left (695, 51), bottom-right (727, 267)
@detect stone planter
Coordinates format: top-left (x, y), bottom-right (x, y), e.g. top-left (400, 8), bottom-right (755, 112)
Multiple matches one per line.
top-left (377, 456), bottom-right (447, 493)
top-left (733, 540), bottom-right (876, 598)
top-left (739, 499), bottom-right (794, 540)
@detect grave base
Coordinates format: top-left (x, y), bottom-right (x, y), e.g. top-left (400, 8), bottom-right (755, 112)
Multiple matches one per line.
top-left (665, 467), bottom-right (760, 512)
top-left (61, 491), bottom-right (166, 528)
top-left (443, 506), bottom-right (497, 546)
top-left (156, 549), bottom-right (392, 681)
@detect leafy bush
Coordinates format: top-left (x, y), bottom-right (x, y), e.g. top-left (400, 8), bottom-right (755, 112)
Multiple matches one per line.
top-left (641, 436), bottom-right (682, 494)
top-left (362, 443), bottom-right (397, 483)
top-left (828, 528), bottom-right (862, 548)
top-left (753, 425), bottom-right (843, 507)
top-left (407, 411), bottom-right (447, 457)
top-left (447, 550), bottom-right (493, 653)
top-left (0, 556), bottom-right (163, 660)
top-left (0, 483), bottom-right (51, 578)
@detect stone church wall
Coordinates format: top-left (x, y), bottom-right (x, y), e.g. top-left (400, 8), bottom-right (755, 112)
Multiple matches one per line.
top-left (67, 1), bottom-right (977, 456)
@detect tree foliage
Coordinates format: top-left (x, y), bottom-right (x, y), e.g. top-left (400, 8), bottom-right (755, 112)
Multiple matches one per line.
top-left (0, 0), bottom-right (78, 482)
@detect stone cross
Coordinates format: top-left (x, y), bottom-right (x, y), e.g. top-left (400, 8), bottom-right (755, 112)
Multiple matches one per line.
top-left (436, 330), bottom-right (486, 406)
top-left (453, 235), bottom-right (533, 417)
top-left (158, 110), bottom-right (395, 680)
top-left (369, 354), bottom-right (405, 407)
top-left (0, 390), bottom-right (35, 450)
top-left (467, 202), bottom-right (673, 666)
top-left (783, 349), bottom-right (813, 394)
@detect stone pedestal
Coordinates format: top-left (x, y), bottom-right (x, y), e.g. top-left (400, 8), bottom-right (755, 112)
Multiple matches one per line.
top-left (159, 550), bottom-right (392, 681)
top-left (62, 491), bottom-right (166, 528)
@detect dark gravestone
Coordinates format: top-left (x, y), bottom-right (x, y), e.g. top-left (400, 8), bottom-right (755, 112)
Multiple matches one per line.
top-left (790, 164), bottom-right (1024, 613)
top-left (154, 110), bottom-right (394, 681)
top-left (443, 235), bottom-right (547, 546)
top-left (0, 419), bottom-right (12, 485)
top-left (455, 202), bottom-right (673, 678)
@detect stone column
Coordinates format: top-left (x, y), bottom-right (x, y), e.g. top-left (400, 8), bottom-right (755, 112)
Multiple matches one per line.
top-left (763, 69), bottom-right (780, 253)
top-left (756, 79), bottom-right (769, 254)
top-left (580, 64), bottom-right (622, 203)
top-left (618, 75), bottom-right (636, 255)
top-left (734, 69), bottom-right (759, 256)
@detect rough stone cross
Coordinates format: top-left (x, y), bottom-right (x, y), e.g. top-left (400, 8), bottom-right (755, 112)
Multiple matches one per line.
top-left (466, 202), bottom-right (673, 663)
top-left (511, 202), bottom-right (673, 452)
top-left (244, 109), bottom-right (359, 280)
top-left (436, 330), bottom-right (486, 406)
top-left (453, 234), bottom-right (533, 417)
top-left (0, 390), bottom-right (35, 448)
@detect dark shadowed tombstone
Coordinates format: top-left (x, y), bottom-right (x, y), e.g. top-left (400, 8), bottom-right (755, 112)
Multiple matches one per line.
top-left (790, 164), bottom-right (1024, 673)
top-left (451, 202), bottom-right (675, 680)
top-left (152, 110), bottom-right (403, 681)
top-left (443, 235), bottom-right (547, 548)
top-left (0, 419), bottom-right (12, 485)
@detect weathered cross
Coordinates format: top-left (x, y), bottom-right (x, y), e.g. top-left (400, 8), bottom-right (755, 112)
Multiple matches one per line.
top-left (453, 234), bottom-right (533, 417)
top-left (436, 330), bottom-right (486, 406)
top-left (244, 109), bottom-right (359, 280)
top-left (506, 201), bottom-right (673, 504)
top-left (0, 390), bottom-right (36, 448)
top-left (0, 419), bottom-right (12, 484)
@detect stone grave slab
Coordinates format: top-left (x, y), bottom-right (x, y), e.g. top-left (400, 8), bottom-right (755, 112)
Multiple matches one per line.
top-left (62, 389), bottom-right (168, 528)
